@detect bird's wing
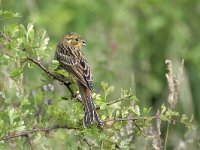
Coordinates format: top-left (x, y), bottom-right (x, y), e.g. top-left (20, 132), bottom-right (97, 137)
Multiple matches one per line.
top-left (56, 43), bottom-right (93, 90)
top-left (75, 58), bottom-right (93, 90)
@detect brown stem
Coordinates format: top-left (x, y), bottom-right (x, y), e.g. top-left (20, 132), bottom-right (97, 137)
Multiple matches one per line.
top-left (83, 138), bottom-right (92, 150)
top-left (27, 57), bottom-right (76, 98)
top-left (106, 95), bottom-right (133, 106)
top-left (0, 125), bottom-right (78, 141)
top-left (25, 134), bottom-right (34, 150)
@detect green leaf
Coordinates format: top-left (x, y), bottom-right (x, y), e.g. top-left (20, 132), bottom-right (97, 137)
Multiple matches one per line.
top-left (101, 115), bottom-right (106, 120)
top-left (39, 29), bottom-right (46, 42)
top-left (105, 86), bottom-right (115, 96)
top-left (0, 10), bottom-right (20, 19)
top-left (114, 122), bottom-right (122, 130)
top-left (161, 104), bottom-right (166, 114)
top-left (142, 107), bottom-right (152, 115)
top-left (160, 114), bottom-right (168, 121)
top-left (130, 105), bottom-right (141, 116)
top-left (101, 81), bottom-right (109, 92)
top-left (55, 69), bottom-right (69, 77)
top-left (10, 67), bottom-right (22, 80)
top-left (134, 105), bottom-right (140, 116)
top-left (19, 24), bottom-right (27, 36)
top-left (180, 114), bottom-right (188, 122)
top-left (51, 60), bottom-right (59, 69)
top-left (8, 107), bottom-right (15, 124)
top-left (26, 23), bottom-right (34, 43)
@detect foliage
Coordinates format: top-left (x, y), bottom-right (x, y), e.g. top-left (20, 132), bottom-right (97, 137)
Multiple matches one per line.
top-left (1, 1), bottom-right (200, 149)
top-left (0, 13), bottom-right (195, 150)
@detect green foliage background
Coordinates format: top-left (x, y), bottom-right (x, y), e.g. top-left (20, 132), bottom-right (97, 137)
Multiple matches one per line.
top-left (0, 0), bottom-right (200, 149)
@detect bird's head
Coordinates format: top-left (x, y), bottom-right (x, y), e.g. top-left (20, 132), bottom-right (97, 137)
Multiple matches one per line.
top-left (62, 32), bottom-right (86, 48)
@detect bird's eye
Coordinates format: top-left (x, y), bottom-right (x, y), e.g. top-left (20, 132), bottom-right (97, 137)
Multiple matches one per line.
top-left (75, 38), bottom-right (79, 41)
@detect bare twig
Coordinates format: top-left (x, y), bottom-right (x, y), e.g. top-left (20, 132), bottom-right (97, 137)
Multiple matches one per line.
top-left (25, 134), bottom-right (34, 150)
top-left (103, 115), bottom-right (160, 123)
top-left (103, 117), bottom-right (145, 136)
top-left (115, 143), bottom-right (121, 150)
top-left (83, 138), bottom-right (92, 150)
top-left (0, 32), bottom-right (11, 42)
top-left (0, 125), bottom-right (78, 141)
top-left (106, 95), bottom-right (133, 106)
top-left (103, 117), bottom-right (137, 122)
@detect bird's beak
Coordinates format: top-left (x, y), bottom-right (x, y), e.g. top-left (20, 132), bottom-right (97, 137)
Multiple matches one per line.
top-left (81, 40), bottom-right (87, 46)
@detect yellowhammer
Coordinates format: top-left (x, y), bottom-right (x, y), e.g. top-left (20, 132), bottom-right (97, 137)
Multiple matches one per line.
top-left (55, 32), bottom-right (103, 128)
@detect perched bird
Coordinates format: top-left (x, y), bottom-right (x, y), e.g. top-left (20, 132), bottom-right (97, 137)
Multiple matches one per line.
top-left (55, 32), bottom-right (103, 128)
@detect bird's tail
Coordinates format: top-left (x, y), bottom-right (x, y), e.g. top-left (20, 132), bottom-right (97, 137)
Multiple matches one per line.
top-left (77, 82), bottom-right (103, 128)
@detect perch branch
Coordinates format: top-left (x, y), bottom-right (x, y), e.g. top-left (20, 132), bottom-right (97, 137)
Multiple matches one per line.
top-left (0, 125), bottom-right (78, 141)
top-left (27, 57), bottom-right (76, 98)
top-left (0, 32), bottom-right (79, 100)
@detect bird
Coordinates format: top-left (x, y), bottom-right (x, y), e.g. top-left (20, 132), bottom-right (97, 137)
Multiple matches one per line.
top-left (55, 32), bottom-right (103, 128)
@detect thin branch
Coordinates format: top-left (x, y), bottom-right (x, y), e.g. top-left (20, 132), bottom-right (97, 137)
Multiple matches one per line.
top-left (103, 115), bottom-right (159, 123)
top-left (103, 117), bottom-right (137, 122)
top-left (164, 122), bottom-right (169, 150)
top-left (132, 119), bottom-right (143, 133)
top-left (25, 134), bottom-right (34, 150)
top-left (96, 95), bottom-right (133, 110)
top-left (0, 32), bottom-right (11, 42)
top-left (83, 138), bottom-right (92, 150)
top-left (115, 143), bottom-right (122, 150)
top-left (106, 95), bottom-right (133, 106)
top-left (27, 57), bottom-right (78, 99)
top-left (0, 125), bottom-right (78, 141)
top-left (103, 117), bottom-right (144, 136)
top-left (0, 32), bottom-right (79, 100)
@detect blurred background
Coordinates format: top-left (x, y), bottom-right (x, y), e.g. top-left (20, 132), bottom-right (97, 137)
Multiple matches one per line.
top-left (1, 0), bottom-right (200, 148)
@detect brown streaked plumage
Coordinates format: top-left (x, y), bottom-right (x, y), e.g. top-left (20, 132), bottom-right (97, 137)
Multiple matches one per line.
top-left (55, 32), bottom-right (103, 128)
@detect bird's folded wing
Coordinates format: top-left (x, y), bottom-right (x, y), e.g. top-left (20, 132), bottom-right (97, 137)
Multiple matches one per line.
top-left (56, 43), bottom-right (93, 90)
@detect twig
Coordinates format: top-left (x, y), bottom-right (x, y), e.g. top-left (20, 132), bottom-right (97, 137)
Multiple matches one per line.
top-left (115, 143), bottom-right (121, 150)
top-left (103, 117), bottom-right (144, 136)
top-left (106, 95), bottom-right (133, 106)
top-left (0, 125), bottom-right (78, 141)
top-left (103, 117), bottom-right (137, 122)
top-left (25, 134), bottom-right (34, 150)
top-left (27, 57), bottom-right (77, 99)
top-left (103, 115), bottom-right (159, 123)
top-left (83, 138), bottom-right (92, 150)
top-left (96, 95), bottom-right (133, 110)
top-left (132, 119), bottom-right (143, 133)
top-left (164, 122), bottom-right (169, 150)
top-left (0, 32), bottom-right (79, 100)
top-left (0, 32), bottom-right (11, 42)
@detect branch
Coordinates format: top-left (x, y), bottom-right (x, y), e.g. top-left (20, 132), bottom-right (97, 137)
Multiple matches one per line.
top-left (96, 94), bottom-right (133, 110)
top-left (83, 138), bottom-right (92, 150)
top-left (0, 32), bottom-right (79, 100)
top-left (0, 32), bottom-right (11, 42)
top-left (0, 125), bottom-right (78, 141)
top-left (25, 134), bottom-right (33, 150)
top-left (115, 143), bottom-right (122, 150)
top-left (27, 57), bottom-right (80, 100)
top-left (103, 115), bottom-right (160, 137)
top-left (106, 94), bottom-right (133, 106)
